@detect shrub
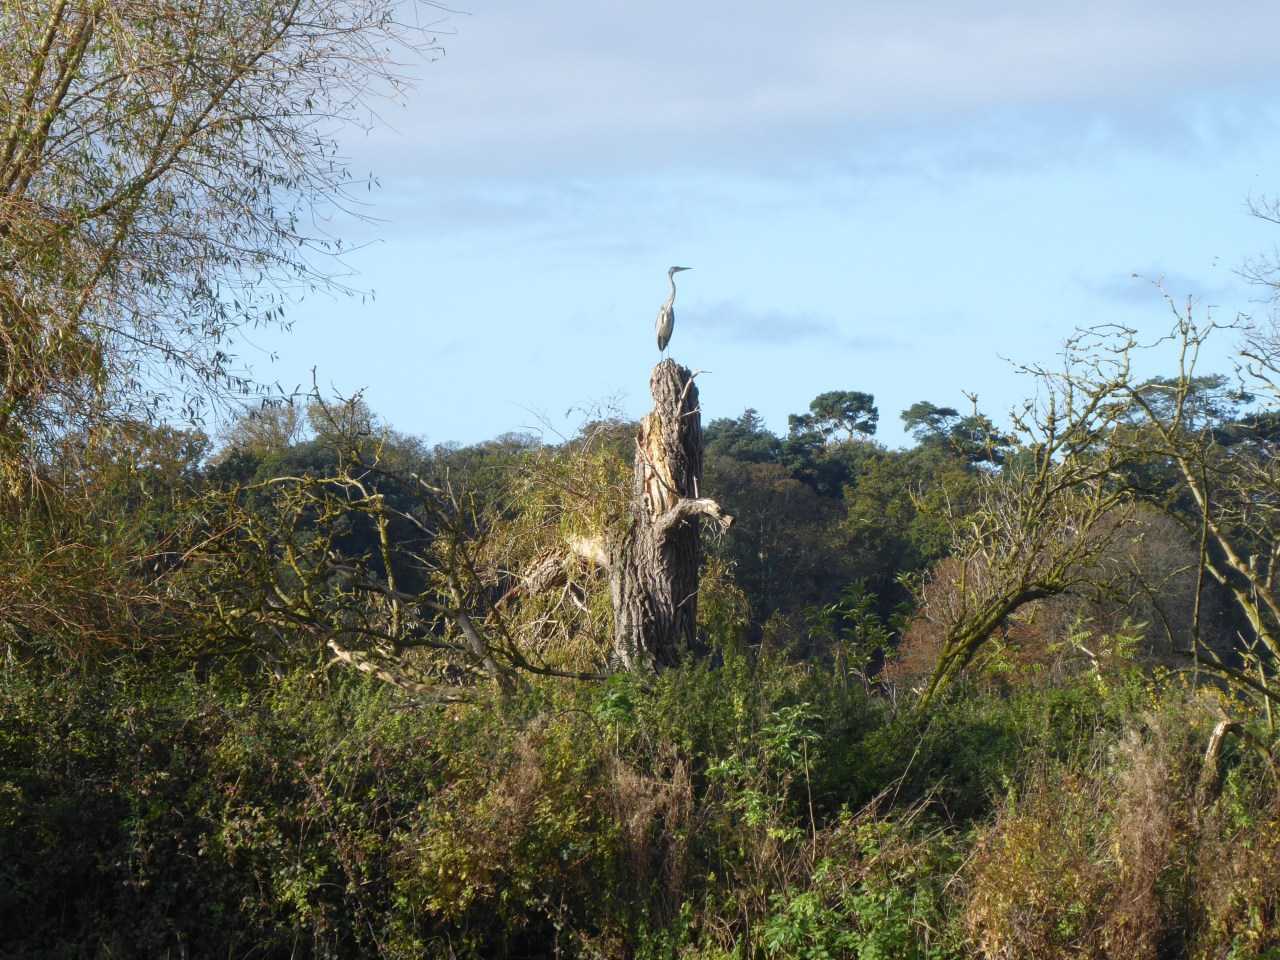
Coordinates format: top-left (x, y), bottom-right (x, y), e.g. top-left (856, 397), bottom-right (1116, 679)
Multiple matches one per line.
top-left (964, 693), bottom-right (1209, 960)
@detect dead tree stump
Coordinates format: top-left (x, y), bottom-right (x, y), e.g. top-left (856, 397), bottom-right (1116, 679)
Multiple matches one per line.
top-left (609, 359), bottom-right (731, 671)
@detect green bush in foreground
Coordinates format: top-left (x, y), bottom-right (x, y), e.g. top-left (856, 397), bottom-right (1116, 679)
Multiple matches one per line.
top-left (2, 646), bottom-right (1277, 958)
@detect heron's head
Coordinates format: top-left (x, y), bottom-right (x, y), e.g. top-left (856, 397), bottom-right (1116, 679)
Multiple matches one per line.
top-left (668, 265), bottom-right (691, 276)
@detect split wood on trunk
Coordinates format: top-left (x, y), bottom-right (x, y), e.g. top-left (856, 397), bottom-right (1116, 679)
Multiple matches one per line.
top-left (608, 359), bottom-right (732, 670)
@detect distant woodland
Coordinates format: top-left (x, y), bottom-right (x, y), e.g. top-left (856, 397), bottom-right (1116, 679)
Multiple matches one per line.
top-left (6, 2), bottom-right (1280, 958)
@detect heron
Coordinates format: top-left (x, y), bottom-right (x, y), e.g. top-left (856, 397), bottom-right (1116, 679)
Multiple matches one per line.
top-left (656, 266), bottom-right (691, 355)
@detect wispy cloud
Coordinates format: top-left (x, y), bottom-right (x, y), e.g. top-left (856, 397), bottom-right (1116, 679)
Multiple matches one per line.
top-left (683, 300), bottom-right (900, 350)
top-left (1080, 268), bottom-right (1243, 307)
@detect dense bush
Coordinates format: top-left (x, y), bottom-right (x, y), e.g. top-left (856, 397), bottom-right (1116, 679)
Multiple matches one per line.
top-left (5, 634), bottom-right (1278, 959)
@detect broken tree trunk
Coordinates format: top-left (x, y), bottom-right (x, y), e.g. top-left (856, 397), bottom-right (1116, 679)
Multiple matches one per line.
top-left (609, 359), bottom-right (731, 671)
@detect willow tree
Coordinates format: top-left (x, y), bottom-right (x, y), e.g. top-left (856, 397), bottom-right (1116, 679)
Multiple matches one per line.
top-left (601, 360), bottom-right (732, 669)
top-left (1102, 316), bottom-right (1280, 715)
top-left (0, 0), bottom-right (443, 489)
top-left (915, 352), bottom-right (1133, 710)
top-left (914, 313), bottom-right (1280, 719)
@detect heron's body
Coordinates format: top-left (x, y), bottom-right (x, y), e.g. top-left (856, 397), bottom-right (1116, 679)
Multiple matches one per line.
top-left (656, 266), bottom-right (690, 353)
top-left (656, 303), bottom-right (674, 352)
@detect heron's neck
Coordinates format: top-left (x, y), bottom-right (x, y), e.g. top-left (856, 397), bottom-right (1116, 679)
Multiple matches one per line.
top-left (666, 272), bottom-right (678, 306)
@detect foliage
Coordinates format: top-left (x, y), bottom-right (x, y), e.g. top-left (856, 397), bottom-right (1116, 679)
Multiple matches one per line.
top-left (703, 393), bottom-right (989, 628)
top-left (0, 421), bottom-right (207, 660)
top-left (0, 0), bottom-right (443, 488)
top-left (11, 617), bottom-right (1280, 959)
top-left (760, 812), bottom-right (964, 960)
top-left (914, 423), bottom-right (1131, 710)
top-left (789, 391), bottom-right (880, 443)
top-left (706, 409), bottom-right (784, 464)
top-left (901, 400), bottom-right (1014, 465)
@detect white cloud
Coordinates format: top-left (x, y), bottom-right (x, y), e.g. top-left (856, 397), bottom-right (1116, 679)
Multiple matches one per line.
top-left (358, 1), bottom-right (1280, 174)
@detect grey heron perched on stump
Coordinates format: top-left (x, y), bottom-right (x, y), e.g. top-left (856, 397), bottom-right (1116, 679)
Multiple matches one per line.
top-left (656, 266), bottom-right (691, 354)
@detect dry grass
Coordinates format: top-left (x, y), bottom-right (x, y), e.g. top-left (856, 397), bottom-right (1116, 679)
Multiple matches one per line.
top-left (604, 748), bottom-right (694, 923)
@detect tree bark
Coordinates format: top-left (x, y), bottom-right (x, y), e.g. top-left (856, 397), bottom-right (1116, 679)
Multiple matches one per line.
top-left (609, 360), bottom-right (731, 671)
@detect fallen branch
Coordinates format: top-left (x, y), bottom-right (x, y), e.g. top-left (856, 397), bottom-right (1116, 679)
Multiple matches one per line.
top-left (326, 638), bottom-right (471, 703)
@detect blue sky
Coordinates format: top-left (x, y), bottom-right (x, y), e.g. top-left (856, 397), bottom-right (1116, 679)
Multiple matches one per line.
top-left (241, 1), bottom-right (1280, 448)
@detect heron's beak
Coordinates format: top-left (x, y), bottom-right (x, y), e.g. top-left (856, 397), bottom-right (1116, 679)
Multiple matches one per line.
top-left (673, 266), bottom-right (691, 272)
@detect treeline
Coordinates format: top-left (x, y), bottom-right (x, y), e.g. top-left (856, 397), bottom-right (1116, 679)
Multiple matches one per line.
top-left (0, 380), bottom-right (1023, 671)
top-left (211, 388), bottom-right (998, 629)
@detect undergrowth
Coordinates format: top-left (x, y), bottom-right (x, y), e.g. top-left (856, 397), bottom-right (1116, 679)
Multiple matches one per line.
top-left (1, 646), bottom-right (1276, 958)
